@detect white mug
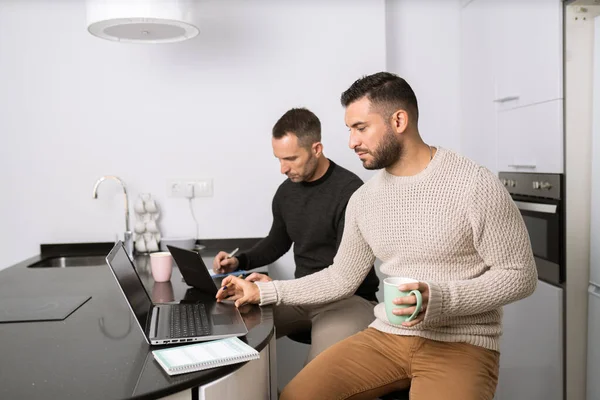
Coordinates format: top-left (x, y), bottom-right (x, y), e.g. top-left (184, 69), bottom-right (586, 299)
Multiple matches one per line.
top-left (145, 199), bottom-right (158, 213)
top-left (146, 220), bottom-right (158, 233)
top-left (134, 198), bottom-right (145, 214)
top-left (135, 239), bottom-right (147, 253)
top-left (147, 237), bottom-right (159, 252)
top-left (134, 221), bottom-right (146, 234)
top-left (140, 193), bottom-right (151, 202)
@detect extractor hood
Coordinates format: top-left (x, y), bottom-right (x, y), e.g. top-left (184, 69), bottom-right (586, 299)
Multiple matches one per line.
top-left (86, 0), bottom-right (200, 44)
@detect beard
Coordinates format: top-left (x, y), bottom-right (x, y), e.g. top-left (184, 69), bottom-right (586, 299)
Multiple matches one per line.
top-left (362, 128), bottom-right (403, 170)
top-left (291, 152), bottom-right (319, 182)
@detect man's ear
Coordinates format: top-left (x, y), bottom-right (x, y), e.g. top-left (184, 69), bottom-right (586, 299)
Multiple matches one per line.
top-left (391, 109), bottom-right (409, 134)
top-left (312, 142), bottom-right (323, 157)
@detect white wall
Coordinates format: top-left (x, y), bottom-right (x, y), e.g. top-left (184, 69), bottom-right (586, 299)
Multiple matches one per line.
top-left (0, 0), bottom-right (386, 270)
top-left (0, 0), bottom-right (465, 392)
top-left (385, 0), bottom-right (462, 151)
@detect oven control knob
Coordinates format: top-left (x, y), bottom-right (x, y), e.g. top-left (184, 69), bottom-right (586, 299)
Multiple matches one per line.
top-left (501, 179), bottom-right (508, 186)
top-left (540, 181), bottom-right (552, 190)
top-left (532, 181), bottom-right (540, 190)
top-left (508, 179), bottom-right (516, 187)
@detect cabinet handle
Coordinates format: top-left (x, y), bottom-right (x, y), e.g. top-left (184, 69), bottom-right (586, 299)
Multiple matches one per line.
top-left (493, 95), bottom-right (520, 103)
top-left (508, 164), bottom-right (536, 169)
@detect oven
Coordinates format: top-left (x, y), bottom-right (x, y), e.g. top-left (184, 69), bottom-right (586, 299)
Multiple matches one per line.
top-left (495, 172), bottom-right (565, 400)
top-left (498, 172), bottom-right (564, 287)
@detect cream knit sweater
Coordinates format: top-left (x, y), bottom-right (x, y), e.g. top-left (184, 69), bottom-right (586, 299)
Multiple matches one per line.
top-left (255, 148), bottom-right (537, 351)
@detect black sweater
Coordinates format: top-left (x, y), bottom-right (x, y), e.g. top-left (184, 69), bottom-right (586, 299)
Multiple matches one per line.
top-left (236, 160), bottom-right (379, 301)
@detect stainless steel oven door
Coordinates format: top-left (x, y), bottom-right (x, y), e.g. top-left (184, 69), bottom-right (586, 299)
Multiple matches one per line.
top-left (513, 198), bottom-right (562, 285)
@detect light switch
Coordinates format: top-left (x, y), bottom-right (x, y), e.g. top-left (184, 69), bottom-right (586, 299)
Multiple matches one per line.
top-left (193, 179), bottom-right (213, 197)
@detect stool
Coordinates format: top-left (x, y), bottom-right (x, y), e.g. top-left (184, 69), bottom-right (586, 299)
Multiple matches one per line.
top-left (287, 328), bottom-right (312, 345)
top-left (379, 389), bottom-right (410, 400)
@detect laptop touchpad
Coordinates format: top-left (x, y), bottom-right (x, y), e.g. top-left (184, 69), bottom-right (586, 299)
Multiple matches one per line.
top-left (212, 314), bottom-right (233, 325)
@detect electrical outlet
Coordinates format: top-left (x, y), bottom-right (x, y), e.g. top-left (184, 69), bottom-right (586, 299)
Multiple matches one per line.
top-left (168, 181), bottom-right (189, 198)
top-left (183, 183), bottom-right (194, 198)
top-left (167, 179), bottom-right (213, 198)
top-left (193, 179), bottom-right (213, 197)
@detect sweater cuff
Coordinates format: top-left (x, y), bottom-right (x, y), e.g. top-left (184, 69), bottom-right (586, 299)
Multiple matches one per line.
top-left (236, 253), bottom-right (249, 270)
top-left (424, 281), bottom-right (443, 321)
top-left (255, 281), bottom-right (279, 306)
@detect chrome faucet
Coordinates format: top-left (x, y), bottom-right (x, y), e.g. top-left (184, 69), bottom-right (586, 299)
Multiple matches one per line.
top-left (92, 176), bottom-right (133, 259)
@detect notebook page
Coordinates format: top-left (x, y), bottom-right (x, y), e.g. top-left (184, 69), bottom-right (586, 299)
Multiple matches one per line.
top-left (162, 340), bottom-right (242, 367)
top-left (154, 337), bottom-right (259, 373)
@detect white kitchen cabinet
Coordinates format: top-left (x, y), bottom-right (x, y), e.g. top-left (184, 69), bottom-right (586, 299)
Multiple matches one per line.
top-left (461, 0), bottom-right (564, 175)
top-left (198, 337), bottom-right (276, 400)
top-left (496, 99), bottom-right (564, 173)
top-left (495, 280), bottom-right (563, 400)
top-left (460, 0), bottom-right (498, 173)
top-left (493, 0), bottom-right (563, 111)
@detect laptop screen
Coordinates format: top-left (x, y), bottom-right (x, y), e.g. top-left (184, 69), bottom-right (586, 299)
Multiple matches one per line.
top-left (106, 242), bottom-right (152, 336)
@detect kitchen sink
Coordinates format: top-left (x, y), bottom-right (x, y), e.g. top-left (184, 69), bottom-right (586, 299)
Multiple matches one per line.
top-left (28, 256), bottom-right (107, 268)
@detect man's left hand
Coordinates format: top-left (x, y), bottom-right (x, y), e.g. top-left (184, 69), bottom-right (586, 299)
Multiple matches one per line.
top-left (216, 275), bottom-right (261, 308)
top-left (394, 281), bottom-right (430, 327)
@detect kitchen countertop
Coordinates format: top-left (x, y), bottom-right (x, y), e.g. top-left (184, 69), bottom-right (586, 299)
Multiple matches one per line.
top-left (0, 242), bottom-right (274, 400)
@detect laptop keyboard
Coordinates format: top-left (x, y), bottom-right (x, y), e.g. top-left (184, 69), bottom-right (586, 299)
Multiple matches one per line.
top-left (169, 303), bottom-right (211, 338)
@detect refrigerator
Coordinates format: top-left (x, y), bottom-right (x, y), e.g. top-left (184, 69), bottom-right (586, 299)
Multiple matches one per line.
top-left (588, 14), bottom-right (600, 400)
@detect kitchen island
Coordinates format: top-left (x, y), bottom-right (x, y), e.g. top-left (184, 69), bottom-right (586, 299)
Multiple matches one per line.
top-left (0, 242), bottom-right (275, 400)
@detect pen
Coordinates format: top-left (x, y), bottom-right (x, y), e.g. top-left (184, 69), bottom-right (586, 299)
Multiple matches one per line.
top-left (220, 249), bottom-right (240, 292)
top-left (227, 247), bottom-right (239, 258)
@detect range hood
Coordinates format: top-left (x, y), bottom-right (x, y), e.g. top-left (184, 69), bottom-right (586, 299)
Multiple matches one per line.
top-left (86, 0), bottom-right (200, 44)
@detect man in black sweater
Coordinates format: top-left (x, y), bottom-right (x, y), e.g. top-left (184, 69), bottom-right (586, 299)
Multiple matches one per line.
top-left (213, 108), bottom-right (379, 362)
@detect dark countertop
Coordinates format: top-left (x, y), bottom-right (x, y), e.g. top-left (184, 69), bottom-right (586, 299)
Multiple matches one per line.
top-left (0, 243), bottom-right (273, 400)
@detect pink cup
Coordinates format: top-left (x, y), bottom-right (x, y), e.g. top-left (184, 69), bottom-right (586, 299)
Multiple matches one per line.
top-left (152, 281), bottom-right (175, 303)
top-left (150, 252), bottom-right (173, 283)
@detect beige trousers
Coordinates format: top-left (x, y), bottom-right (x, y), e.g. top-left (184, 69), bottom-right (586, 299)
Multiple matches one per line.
top-left (274, 295), bottom-right (377, 363)
top-left (281, 327), bottom-right (500, 400)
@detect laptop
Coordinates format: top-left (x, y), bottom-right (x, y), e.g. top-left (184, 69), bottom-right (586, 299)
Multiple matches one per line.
top-left (167, 245), bottom-right (233, 293)
top-left (105, 241), bottom-right (248, 345)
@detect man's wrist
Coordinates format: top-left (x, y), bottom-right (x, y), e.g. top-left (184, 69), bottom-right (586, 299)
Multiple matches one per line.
top-left (251, 282), bottom-right (261, 304)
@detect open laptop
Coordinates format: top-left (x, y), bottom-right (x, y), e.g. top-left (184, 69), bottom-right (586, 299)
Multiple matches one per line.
top-left (167, 245), bottom-right (234, 293)
top-left (105, 241), bottom-right (247, 345)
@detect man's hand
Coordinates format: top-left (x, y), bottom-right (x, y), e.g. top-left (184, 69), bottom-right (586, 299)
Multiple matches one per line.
top-left (212, 251), bottom-right (240, 274)
top-left (216, 275), bottom-right (261, 308)
top-left (245, 272), bottom-right (272, 283)
top-left (394, 281), bottom-right (430, 327)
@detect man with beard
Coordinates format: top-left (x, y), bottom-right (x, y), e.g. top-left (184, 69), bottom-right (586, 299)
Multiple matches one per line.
top-left (212, 107), bottom-right (379, 363)
top-left (216, 73), bottom-right (537, 400)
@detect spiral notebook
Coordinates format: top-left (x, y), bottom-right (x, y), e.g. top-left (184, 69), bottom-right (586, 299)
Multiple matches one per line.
top-left (152, 337), bottom-right (260, 376)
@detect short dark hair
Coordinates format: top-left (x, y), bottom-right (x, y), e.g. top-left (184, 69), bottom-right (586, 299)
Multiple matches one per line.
top-left (272, 108), bottom-right (321, 148)
top-left (340, 72), bottom-right (419, 123)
